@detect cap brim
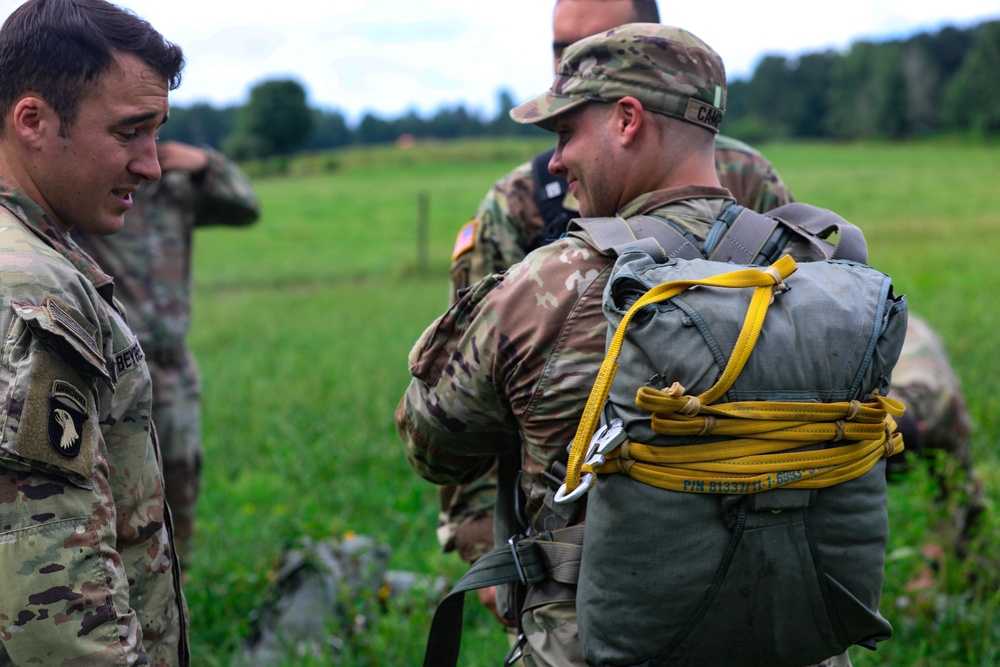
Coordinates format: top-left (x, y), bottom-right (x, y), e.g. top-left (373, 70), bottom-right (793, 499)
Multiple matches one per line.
top-left (509, 91), bottom-right (591, 131)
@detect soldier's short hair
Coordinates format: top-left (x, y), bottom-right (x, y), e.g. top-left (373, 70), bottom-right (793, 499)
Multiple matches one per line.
top-left (0, 0), bottom-right (184, 136)
top-left (630, 0), bottom-right (659, 23)
top-left (554, 0), bottom-right (661, 23)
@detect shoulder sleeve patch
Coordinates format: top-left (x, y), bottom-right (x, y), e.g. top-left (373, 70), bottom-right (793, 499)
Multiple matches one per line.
top-left (451, 221), bottom-right (477, 261)
top-left (0, 348), bottom-right (98, 488)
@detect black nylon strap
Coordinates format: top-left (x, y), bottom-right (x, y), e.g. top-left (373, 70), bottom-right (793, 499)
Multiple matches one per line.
top-left (530, 147), bottom-right (575, 249)
top-left (422, 526), bottom-right (585, 667)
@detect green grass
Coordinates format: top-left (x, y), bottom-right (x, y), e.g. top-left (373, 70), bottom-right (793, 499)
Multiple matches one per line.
top-left (186, 137), bottom-right (1000, 665)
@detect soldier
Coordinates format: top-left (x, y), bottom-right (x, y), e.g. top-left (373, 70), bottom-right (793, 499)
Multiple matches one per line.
top-left (398, 23), bottom-right (855, 666)
top-left (441, 0), bottom-right (795, 621)
top-left (442, 0), bottom-right (983, 604)
top-left (74, 140), bottom-right (260, 563)
top-left (891, 314), bottom-right (984, 559)
top-left (0, 0), bottom-right (189, 663)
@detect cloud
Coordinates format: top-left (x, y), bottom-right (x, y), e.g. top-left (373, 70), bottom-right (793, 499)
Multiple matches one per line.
top-left (323, 19), bottom-right (469, 45)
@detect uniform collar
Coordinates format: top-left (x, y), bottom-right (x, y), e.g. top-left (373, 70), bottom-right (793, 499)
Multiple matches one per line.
top-left (0, 175), bottom-right (117, 300)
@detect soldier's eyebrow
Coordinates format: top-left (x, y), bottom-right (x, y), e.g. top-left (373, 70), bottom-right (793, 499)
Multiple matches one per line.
top-left (115, 110), bottom-right (166, 127)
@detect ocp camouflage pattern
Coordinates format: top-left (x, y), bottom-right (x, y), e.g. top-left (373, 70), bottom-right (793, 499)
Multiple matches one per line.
top-left (0, 178), bottom-right (188, 665)
top-left (442, 137), bottom-right (795, 560)
top-left (400, 186), bottom-right (837, 535)
top-left (510, 23), bottom-right (726, 133)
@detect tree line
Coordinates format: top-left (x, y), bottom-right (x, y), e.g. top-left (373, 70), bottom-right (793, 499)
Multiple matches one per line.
top-left (160, 19), bottom-right (999, 158)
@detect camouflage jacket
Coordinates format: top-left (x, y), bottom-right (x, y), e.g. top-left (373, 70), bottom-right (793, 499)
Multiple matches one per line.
top-left (400, 185), bottom-right (827, 527)
top-left (449, 135), bottom-right (793, 301)
top-left (74, 148), bottom-right (259, 355)
top-left (438, 138), bottom-right (794, 557)
top-left (0, 180), bottom-right (189, 665)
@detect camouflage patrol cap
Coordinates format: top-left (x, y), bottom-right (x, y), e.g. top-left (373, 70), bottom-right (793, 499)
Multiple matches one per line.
top-left (510, 23), bottom-right (726, 133)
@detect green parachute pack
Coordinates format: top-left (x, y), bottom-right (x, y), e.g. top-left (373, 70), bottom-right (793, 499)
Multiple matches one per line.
top-left (422, 202), bottom-right (908, 667)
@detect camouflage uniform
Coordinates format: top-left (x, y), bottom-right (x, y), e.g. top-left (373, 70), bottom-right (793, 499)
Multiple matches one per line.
top-left (442, 120), bottom-right (794, 567)
top-left (891, 313), bottom-right (983, 551)
top-left (74, 148), bottom-right (260, 561)
top-left (404, 23), bottom-right (863, 666)
top-left (0, 178), bottom-right (189, 665)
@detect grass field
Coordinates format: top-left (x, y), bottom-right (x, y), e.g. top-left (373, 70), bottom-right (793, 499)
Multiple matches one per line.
top-left (186, 136), bottom-right (1000, 665)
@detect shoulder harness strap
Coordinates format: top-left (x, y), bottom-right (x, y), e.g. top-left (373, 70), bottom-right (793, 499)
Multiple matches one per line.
top-left (568, 215), bottom-right (705, 262)
top-left (705, 202), bottom-right (868, 265)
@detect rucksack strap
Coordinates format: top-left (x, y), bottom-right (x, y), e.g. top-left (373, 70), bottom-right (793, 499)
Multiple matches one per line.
top-left (767, 202), bottom-right (868, 263)
top-left (568, 215), bottom-right (705, 262)
top-left (529, 147), bottom-right (575, 250)
top-left (706, 203), bottom-right (868, 265)
top-left (422, 525), bottom-right (585, 667)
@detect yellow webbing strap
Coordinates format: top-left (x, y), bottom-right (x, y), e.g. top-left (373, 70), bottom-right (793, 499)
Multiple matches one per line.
top-left (562, 254), bottom-right (905, 495)
top-left (564, 255), bottom-right (798, 492)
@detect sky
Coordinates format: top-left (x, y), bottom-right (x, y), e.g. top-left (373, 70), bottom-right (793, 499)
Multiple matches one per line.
top-left (1, 0), bottom-right (997, 123)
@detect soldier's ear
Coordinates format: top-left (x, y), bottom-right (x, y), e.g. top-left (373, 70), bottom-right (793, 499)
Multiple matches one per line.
top-left (11, 96), bottom-right (59, 150)
top-left (614, 96), bottom-right (644, 147)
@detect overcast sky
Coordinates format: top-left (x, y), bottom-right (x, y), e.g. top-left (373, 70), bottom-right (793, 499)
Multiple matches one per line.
top-left (1, 0), bottom-right (997, 122)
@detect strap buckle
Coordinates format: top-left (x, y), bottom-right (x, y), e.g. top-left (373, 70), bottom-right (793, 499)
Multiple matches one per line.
top-left (505, 632), bottom-right (527, 666)
top-left (508, 535), bottom-right (527, 585)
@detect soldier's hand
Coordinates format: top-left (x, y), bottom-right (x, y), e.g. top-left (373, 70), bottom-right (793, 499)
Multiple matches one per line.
top-left (477, 586), bottom-right (518, 628)
top-left (156, 141), bottom-right (210, 173)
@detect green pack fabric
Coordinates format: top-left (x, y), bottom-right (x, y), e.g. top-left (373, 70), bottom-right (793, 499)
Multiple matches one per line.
top-left (574, 252), bottom-right (907, 667)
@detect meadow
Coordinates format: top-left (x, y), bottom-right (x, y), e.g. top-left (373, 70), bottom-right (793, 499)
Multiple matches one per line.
top-left (186, 136), bottom-right (1000, 666)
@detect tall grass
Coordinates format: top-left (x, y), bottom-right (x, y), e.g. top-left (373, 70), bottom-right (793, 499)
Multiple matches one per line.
top-left (187, 137), bottom-right (999, 665)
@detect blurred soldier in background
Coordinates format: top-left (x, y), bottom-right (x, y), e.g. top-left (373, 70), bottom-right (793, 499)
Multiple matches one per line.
top-left (75, 140), bottom-right (260, 563)
top-left (890, 315), bottom-right (984, 560)
top-left (440, 0), bottom-right (984, 623)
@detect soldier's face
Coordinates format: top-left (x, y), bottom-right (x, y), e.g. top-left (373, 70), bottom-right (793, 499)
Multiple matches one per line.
top-left (548, 103), bottom-right (622, 217)
top-left (552, 0), bottom-right (636, 70)
top-left (28, 53), bottom-right (167, 234)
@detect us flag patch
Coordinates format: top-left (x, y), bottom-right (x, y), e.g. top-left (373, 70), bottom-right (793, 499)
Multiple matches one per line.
top-left (451, 221), bottom-right (476, 261)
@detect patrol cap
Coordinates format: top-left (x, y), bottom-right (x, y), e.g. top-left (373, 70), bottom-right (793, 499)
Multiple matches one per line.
top-left (510, 23), bottom-right (726, 133)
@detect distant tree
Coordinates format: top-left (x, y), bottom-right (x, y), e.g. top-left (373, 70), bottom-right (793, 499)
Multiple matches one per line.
top-left (900, 27), bottom-right (974, 134)
top-left (159, 103), bottom-right (239, 149)
top-left (357, 112), bottom-right (395, 145)
top-left (785, 52), bottom-right (836, 138)
top-left (225, 78), bottom-right (314, 158)
top-left (744, 55), bottom-right (794, 138)
top-left (305, 108), bottom-right (352, 150)
top-left (943, 21), bottom-right (1000, 134)
top-left (826, 41), bottom-right (909, 139)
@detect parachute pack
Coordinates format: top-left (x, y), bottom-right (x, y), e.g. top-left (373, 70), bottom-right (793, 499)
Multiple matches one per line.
top-left (422, 203), bottom-right (908, 667)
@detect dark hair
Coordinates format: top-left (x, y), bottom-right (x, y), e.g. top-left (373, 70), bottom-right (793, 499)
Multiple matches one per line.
top-left (631, 0), bottom-right (660, 23)
top-left (0, 0), bottom-right (184, 135)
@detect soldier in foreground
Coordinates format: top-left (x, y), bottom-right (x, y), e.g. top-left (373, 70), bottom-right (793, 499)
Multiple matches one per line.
top-left (399, 23), bottom-right (873, 666)
top-left (441, 0), bottom-right (984, 606)
top-left (74, 140), bottom-right (261, 563)
top-left (0, 0), bottom-right (189, 663)
top-left (440, 0), bottom-right (797, 603)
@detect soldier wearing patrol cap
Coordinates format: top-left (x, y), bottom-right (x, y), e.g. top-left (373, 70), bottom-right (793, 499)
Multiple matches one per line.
top-left (398, 23), bottom-right (852, 667)
top-left (437, 0), bottom-right (799, 609)
top-left (439, 2), bottom-right (984, 618)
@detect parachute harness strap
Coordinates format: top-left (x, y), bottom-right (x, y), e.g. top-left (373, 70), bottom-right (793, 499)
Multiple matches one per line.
top-left (561, 254), bottom-right (905, 499)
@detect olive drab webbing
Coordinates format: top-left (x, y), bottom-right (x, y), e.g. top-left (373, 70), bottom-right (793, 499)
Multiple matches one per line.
top-left (419, 203), bottom-right (907, 667)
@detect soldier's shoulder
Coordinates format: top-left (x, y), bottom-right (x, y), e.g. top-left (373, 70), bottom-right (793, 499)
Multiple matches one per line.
top-left (491, 158), bottom-right (536, 195)
top-left (713, 134), bottom-right (763, 157)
